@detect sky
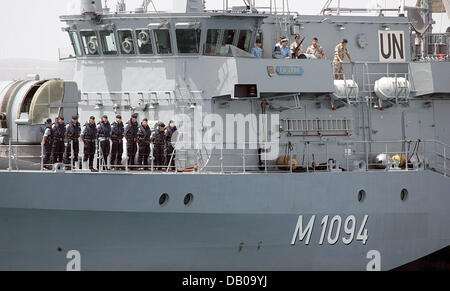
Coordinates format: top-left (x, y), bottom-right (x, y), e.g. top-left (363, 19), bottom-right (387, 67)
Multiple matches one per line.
top-left (0, 0), bottom-right (448, 61)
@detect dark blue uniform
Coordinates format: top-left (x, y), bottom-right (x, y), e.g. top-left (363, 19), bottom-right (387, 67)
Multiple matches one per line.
top-left (82, 122), bottom-right (97, 170)
top-left (43, 122), bottom-right (53, 169)
top-left (151, 129), bottom-right (166, 169)
top-left (165, 125), bottom-right (177, 170)
top-left (110, 121), bottom-right (124, 168)
top-left (125, 119), bottom-right (139, 166)
top-left (97, 121), bottom-right (111, 170)
top-left (65, 121), bottom-right (81, 168)
top-left (137, 124), bottom-right (152, 168)
top-left (51, 122), bottom-right (66, 163)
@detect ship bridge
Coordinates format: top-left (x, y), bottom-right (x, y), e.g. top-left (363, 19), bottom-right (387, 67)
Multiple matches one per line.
top-left (59, 0), bottom-right (336, 114)
top-left (61, 5), bottom-right (267, 59)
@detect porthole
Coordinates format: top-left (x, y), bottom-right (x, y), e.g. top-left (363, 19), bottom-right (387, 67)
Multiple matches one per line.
top-left (358, 190), bottom-right (366, 202)
top-left (400, 189), bottom-right (408, 201)
top-left (184, 193), bottom-right (194, 206)
top-left (159, 193), bottom-right (169, 206)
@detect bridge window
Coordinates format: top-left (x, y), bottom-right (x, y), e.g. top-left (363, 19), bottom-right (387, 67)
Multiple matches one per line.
top-left (222, 30), bottom-right (236, 46)
top-left (256, 31), bottom-right (263, 44)
top-left (176, 29), bottom-right (201, 54)
top-left (136, 29), bottom-right (154, 55)
top-left (80, 31), bottom-right (99, 55)
top-left (69, 31), bottom-right (82, 57)
top-left (154, 29), bottom-right (172, 55)
top-left (118, 30), bottom-right (135, 55)
top-left (204, 29), bottom-right (221, 55)
top-left (237, 30), bottom-right (252, 52)
top-left (99, 31), bottom-right (118, 55)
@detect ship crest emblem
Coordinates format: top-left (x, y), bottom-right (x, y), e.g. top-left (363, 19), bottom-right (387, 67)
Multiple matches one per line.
top-left (267, 66), bottom-right (276, 77)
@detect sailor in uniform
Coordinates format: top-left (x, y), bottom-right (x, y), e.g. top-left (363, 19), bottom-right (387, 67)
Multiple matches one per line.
top-left (151, 122), bottom-right (166, 171)
top-left (81, 116), bottom-right (98, 171)
top-left (65, 116), bottom-right (81, 169)
top-left (290, 35), bottom-right (303, 59)
top-left (125, 113), bottom-right (139, 168)
top-left (165, 120), bottom-right (178, 171)
top-left (97, 115), bottom-right (111, 170)
top-left (41, 118), bottom-right (53, 170)
top-left (137, 118), bottom-right (152, 170)
top-left (110, 115), bottom-right (124, 170)
top-left (306, 37), bottom-right (326, 59)
top-left (51, 116), bottom-right (66, 164)
top-left (333, 39), bottom-right (355, 80)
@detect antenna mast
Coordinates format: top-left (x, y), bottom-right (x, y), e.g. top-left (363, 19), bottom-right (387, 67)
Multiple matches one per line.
top-left (116, 0), bottom-right (126, 12)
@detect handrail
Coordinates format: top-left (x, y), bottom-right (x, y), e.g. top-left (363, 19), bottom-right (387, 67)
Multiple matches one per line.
top-left (1, 139), bottom-right (449, 177)
top-left (320, 0), bottom-right (402, 16)
top-left (335, 62), bottom-right (413, 106)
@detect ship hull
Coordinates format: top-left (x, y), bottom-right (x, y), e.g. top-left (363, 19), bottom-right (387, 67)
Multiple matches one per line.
top-left (0, 170), bottom-right (449, 271)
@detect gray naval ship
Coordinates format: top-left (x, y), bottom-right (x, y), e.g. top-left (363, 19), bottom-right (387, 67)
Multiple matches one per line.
top-left (0, 0), bottom-right (450, 271)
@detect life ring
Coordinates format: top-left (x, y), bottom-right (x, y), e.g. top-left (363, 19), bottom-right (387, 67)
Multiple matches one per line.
top-left (122, 39), bottom-right (133, 54)
top-left (87, 41), bottom-right (98, 54)
top-left (138, 31), bottom-right (150, 45)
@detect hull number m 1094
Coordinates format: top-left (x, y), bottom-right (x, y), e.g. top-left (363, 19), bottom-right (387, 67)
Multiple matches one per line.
top-left (291, 215), bottom-right (369, 246)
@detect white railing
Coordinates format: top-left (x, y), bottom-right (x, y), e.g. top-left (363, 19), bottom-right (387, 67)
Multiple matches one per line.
top-left (0, 142), bottom-right (42, 171)
top-left (361, 62), bottom-right (412, 103)
top-left (0, 139), bottom-right (448, 178)
top-left (334, 62), bottom-right (413, 106)
top-left (321, 0), bottom-right (401, 16)
top-left (220, 0), bottom-right (297, 15)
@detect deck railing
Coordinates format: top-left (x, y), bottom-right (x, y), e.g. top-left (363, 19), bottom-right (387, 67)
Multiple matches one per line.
top-left (0, 139), bottom-right (448, 178)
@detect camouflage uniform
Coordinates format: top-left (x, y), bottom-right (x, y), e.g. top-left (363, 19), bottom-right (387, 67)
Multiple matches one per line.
top-left (306, 45), bottom-right (325, 59)
top-left (290, 41), bottom-right (303, 59)
top-left (333, 43), bottom-right (349, 80)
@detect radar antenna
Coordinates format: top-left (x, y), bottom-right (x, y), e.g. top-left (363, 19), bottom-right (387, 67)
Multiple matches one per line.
top-left (141, 0), bottom-right (157, 13)
top-left (242, 0), bottom-right (253, 10)
top-left (320, 0), bottom-right (333, 15)
top-left (134, 0), bottom-right (159, 14)
top-left (116, 0), bottom-right (126, 12)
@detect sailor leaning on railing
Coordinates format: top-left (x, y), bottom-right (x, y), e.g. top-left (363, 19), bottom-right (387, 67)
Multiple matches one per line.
top-left (333, 39), bottom-right (355, 80)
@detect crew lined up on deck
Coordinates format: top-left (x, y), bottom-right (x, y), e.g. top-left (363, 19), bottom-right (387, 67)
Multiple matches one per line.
top-left (251, 35), bottom-right (354, 80)
top-left (41, 114), bottom-right (177, 172)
